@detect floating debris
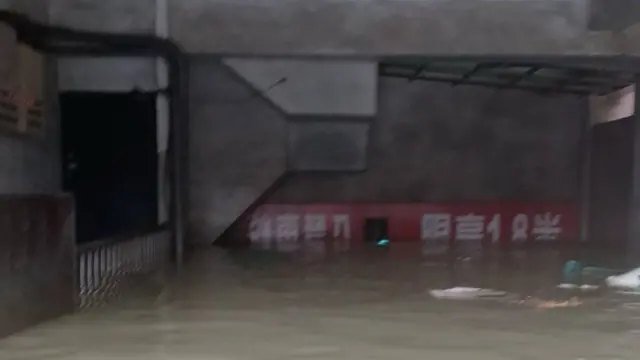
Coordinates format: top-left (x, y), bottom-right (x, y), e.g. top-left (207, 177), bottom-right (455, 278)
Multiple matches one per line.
top-left (525, 297), bottom-right (582, 309)
top-left (606, 266), bottom-right (640, 291)
top-left (537, 298), bottom-right (582, 309)
top-left (580, 284), bottom-right (600, 292)
top-left (429, 287), bottom-right (508, 300)
top-left (556, 283), bottom-right (600, 292)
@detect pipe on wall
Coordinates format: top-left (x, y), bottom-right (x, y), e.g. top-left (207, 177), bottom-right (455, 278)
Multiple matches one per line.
top-left (0, 10), bottom-right (188, 266)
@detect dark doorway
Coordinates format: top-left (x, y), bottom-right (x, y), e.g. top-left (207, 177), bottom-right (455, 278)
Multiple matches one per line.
top-left (364, 218), bottom-right (389, 244)
top-left (60, 91), bottom-right (158, 243)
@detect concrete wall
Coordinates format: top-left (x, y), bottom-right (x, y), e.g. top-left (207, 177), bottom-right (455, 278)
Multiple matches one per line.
top-left (225, 58), bottom-right (377, 172)
top-left (46, 0), bottom-right (640, 56)
top-left (167, 0), bottom-right (617, 55)
top-left (0, 3), bottom-right (73, 338)
top-left (588, 117), bottom-right (634, 249)
top-left (51, 0), bottom-right (157, 92)
top-left (270, 78), bottom-right (586, 203)
top-left (188, 59), bottom-right (287, 243)
top-left (57, 58), bottom-right (157, 92)
top-left (0, 196), bottom-right (75, 338)
top-left (0, 17), bottom-right (60, 195)
top-left (586, 81), bottom-right (638, 250)
top-left (44, 0), bottom-right (600, 241)
top-left (49, 0), bottom-right (156, 33)
top-left (3, 0), bottom-right (49, 22)
top-left (224, 59), bottom-right (377, 116)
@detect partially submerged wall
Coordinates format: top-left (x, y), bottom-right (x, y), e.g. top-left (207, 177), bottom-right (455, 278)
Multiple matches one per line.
top-left (0, 195), bottom-right (75, 338)
top-left (187, 60), bottom-right (287, 243)
top-left (587, 84), bottom-right (639, 251)
top-left (241, 79), bottom-right (586, 249)
top-left (272, 78), bottom-right (586, 204)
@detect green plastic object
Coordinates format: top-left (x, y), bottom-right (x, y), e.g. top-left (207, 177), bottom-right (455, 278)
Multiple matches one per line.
top-left (562, 260), bottom-right (622, 285)
top-left (562, 260), bottom-right (583, 284)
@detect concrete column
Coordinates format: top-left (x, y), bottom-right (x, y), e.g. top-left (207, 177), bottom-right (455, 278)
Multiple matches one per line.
top-left (587, 85), bottom-right (638, 256)
top-left (629, 86), bottom-right (640, 258)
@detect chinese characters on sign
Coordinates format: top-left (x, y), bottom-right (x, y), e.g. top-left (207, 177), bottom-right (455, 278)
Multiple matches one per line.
top-left (246, 204), bottom-right (575, 250)
top-left (249, 213), bottom-right (351, 251)
top-left (420, 212), bottom-right (562, 243)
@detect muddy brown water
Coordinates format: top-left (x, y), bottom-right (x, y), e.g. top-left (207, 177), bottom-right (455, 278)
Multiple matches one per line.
top-left (2, 243), bottom-right (640, 360)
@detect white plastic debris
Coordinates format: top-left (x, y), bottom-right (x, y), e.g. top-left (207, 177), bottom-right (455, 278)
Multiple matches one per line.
top-left (605, 266), bottom-right (640, 290)
top-left (429, 287), bottom-right (507, 300)
top-left (579, 284), bottom-right (600, 292)
top-left (555, 283), bottom-right (600, 291)
top-left (557, 283), bottom-right (579, 290)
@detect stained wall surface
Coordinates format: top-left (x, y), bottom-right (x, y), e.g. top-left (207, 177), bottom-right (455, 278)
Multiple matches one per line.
top-left (43, 0), bottom-right (603, 242)
top-left (225, 58), bottom-right (377, 172)
top-left (0, 2), bottom-right (73, 339)
top-left (186, 58), bottom-right (378, 243)
top-left (224, 59), bottom-right (377, 116)
top-left (0, 10), bottom-right (60, 195)
top-left (188, 60), bottom-right (287, 243)
top-left (45, 0), bottom-right (640, 56)
top-left (270, 78), bottom-right (587, 204)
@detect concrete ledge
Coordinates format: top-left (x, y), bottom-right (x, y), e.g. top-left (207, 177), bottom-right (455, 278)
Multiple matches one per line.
top-left (169, 0), bottom-right (610, 55)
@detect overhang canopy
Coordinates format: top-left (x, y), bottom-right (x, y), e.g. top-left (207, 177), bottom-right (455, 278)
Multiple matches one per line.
top-left (379, 57), bottom-right (639, 96)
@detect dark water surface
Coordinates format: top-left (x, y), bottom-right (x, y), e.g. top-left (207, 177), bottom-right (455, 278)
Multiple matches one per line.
top-left (2, 243), bottom-right (640, 359)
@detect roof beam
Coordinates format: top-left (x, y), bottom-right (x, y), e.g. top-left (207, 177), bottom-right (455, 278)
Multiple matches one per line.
top-left (409, 64), bottom-right (429, 82)
top-left (452, 64), bottom-right (484, 86)
top-left (378, 61), bottom-right (637, 96)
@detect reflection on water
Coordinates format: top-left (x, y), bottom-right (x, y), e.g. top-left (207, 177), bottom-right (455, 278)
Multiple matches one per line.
top-left (2, 242), bottom-right (640, 359)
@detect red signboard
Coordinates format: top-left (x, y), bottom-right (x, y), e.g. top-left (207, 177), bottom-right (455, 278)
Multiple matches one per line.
top-left (244, 203), bottom-right (579, 251)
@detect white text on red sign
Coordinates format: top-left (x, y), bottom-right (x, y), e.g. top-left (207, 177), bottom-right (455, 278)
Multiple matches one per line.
top-left (420, 212), bottom-right (562, 242)
top-left (249, 213), bottom-right (351, 242)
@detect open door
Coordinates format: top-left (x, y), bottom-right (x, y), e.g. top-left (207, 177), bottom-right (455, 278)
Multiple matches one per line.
top-left (60, 91), bottom-right (158, 243)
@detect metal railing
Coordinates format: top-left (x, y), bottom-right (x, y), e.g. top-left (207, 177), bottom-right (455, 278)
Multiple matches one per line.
top-left (76, 228), bottom-right (171, 309)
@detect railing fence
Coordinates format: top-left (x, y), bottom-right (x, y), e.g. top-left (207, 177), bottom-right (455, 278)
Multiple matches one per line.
top-left (76, 230), bottom-right (171, 309)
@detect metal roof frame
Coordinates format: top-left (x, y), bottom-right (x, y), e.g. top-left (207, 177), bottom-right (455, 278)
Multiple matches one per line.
top-left (379, 58), bottom-right (640, 96)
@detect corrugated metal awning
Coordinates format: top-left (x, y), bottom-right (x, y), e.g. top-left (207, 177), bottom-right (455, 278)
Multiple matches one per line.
top-left (379, 57), bottom-right (639, 96)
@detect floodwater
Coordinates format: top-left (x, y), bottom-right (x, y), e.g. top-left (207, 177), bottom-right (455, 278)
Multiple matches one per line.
top-left (2, 243), bottom-right (640, 360)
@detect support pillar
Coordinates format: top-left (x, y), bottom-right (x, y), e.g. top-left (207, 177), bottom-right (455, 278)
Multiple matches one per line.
top-left (587, 84), bottom-right (637, 263)
top-left (628, 83), bottom-right (640, 259)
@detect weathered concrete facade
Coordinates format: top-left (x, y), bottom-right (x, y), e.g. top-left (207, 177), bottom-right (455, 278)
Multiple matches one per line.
top-left (225, 58), bottom-right (377, 172)
top-left (45, 0), bottom-right (640, 56)
top-left (188, 58), bottom-right (377, 242)
top-left (224, 59), bottom-right (377, 116)
top-left (188, 60), bottom-right (287, 243)
top-left (35, 0), bottom-right (621, 243)
top-left (586, 84), bottom-right (640, 252)
top-left (0, 0), bottom-right (74, 339)
top-left (270, 78), bottom-right (586, 203)
top-left (0, 6), bottom-right (60, 195)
